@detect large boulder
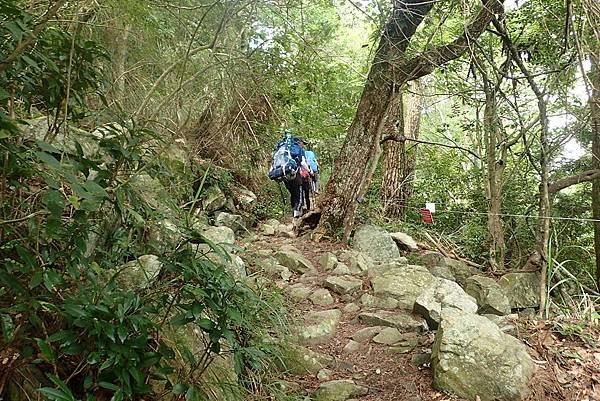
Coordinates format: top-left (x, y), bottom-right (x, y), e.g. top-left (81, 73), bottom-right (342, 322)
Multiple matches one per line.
top-left (203, 185), bottom-right (227, 213)
top-left (465, 275), bottom-right (511, 315)
top-left (324, 276), bottom-right (363, 295)
top-left (499, 272), bottom-right (541, 309)
top-left (371, 265), bottom-right (436, 309)
top-left (313, 380), bottom-right (368, 401)
top-left (215, 212), bottom-right (246, 233)
top-left (299, 309), bottom-right (342, 345)
top-left (414, 278), bottom-right (478, 329)
top-left (432, 309), bottom-right (534, 401)
top-left (419, 251), bottom-right (445, 268)
top-left (352, 225), bottom-right (400, 264)
top-left (275, 250), bottom-right (317, 274)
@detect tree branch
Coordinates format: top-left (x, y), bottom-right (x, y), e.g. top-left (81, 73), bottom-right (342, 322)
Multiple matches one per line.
top-left (399, 0), bottom-right (504, 82)
top-left (380, 134), bottom-right (481, 160)
top-left (0, 0), bottom-right (68, 73)
top-left (549, 169), bottom-right (600, 194)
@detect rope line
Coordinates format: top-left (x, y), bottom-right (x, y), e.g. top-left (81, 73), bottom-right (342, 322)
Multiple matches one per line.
top-left (394, 203), bottom-right (600, 223)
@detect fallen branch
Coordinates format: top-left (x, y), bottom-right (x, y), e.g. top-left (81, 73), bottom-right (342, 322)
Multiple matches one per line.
top-left (424, 231), bottom-right (482, 269)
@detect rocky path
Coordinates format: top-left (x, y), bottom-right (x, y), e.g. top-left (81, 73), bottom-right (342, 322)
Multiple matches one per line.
top-left (244, 221), bottom-right (538, 401)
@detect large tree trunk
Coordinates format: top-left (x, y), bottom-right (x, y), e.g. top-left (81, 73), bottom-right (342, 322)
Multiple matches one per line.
top-left (381, 91), bottom-right (404, 217)
top-left (592, 57), bottom-right (600, 290)
top-left (381, 81), bottom-right (423, 219)
top-left (315, 0), bottom-right (435, 238)
top-left (584, 0), bottom-right (600, 290)
top-left (316, 0), bottom-right (503, 239)
top-left (482, 75), bottom-right (506, 271)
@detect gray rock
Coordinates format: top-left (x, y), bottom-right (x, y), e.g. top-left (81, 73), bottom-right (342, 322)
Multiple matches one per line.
top-left (275, 250), bottom-right (317, 274)
top-left (319, 252), bottom-right (339, 271)
top-left (372, 327), bottom-right (403, 345)
top-left (299, 309), bottom-right (342, 345)
top-left (432, 308), bottom-right (534, 401)
top-left (314, 380), bottom-right (369, 401)
top-left (351, 326), bottom-right (383, 343)
top-left (342, 340), bottom-right (362, 354)
top-left (231, 187), bottom-right (257, 206)
top-left (201, 226), bottom-right (236, 245)
top-left (411, 353), bottom-right (431, 367)
top-left (352, 225), bottom-right (400, 264)
top-left (261, 224), bottom-right (276, 236)
top-left (499, 272), bottom-right (541, 309)
top-left (215, 212), bottom-right (246, 233)
top-left (465, 275), bottom-right (511, 315)
top-left (414, 278), bottom-right (478, 329)
top-left (371, 265), bottom-right (436, 309)
top-left (310, 288), bottom-right (335, 306)
top-left (203, 185), bottom-right (227, 213)
top-left (360, 293), bottom-right (399, 309)
top-left (484, 314), bottom-right (519, 336)
top-left (337, 250), bottom-right (374, 272)
top-left (419, 251), bottom-right (445, 268)
top-left (317, 368), bottom-right (334, 381)
top-left (366, 258), bottom-right (409, 278)
top-left (358, 311), bottom-right (426, 332)
top-left (288, 284), bottom-right (313, 302)
top-left (430, 265), bottom-right (455, 281)
top-left (389, 232), bottom-right (419, 251)
top-left (324, 275), bottom-right (363, 295)
top-left (343, 303), bottom-right (361, 314)
top-left (113, 254), bottom-right (161, 289)
top-left (331, 263), bottom-right (352, 276)
top-left (279, 344), bottom-right (335, 375)
top-left (444, 258), bottom-right (477, 287)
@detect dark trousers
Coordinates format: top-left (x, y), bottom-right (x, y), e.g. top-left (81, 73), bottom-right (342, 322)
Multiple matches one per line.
top-left (302, 179), bottom-right (311, 211)
top-left (284, 175), bottom-right (303, 214)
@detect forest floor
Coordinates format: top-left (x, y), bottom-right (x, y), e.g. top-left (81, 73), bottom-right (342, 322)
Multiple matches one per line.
top-left (249, 223), bottom-right (600, 401)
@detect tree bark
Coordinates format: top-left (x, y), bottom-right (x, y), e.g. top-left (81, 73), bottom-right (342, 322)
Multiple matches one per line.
top-left (590, 52), bottom-right (600, 290)
top-left (381, 80), bottom-right (423, 219)
top-left (482, 74), bottom-right (506, 271)
top-left (316, 0), bottom-right (503, 239)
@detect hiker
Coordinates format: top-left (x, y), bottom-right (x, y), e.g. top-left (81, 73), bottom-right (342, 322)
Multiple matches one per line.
top-left (302, 141), bottom-right (319, 194)
top-left (267, 129), bottom-right (309, 218)
top-left (297, 138), bottom-right (313, 212)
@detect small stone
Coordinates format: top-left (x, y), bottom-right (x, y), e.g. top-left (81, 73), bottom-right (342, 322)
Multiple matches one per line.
top-left (314, 380), bottom-right (368, 401)
top-left (299, 309), bottom-right (342, 345)
top-left (411, 353), bottom-right (431, 367)
top-left (389, 232), bottom-right (419, 251)
top-left (360, 293), bottom-right (398, 309)
top-left (372, 327), bottom-right (403, 345)
top-left (352, 326), bottom-right (383, 343)
top-left (317, 369), bottom-right (333, 381)
top-left (262, 224), bottom-right (276, 236)
top-left (324, 275), bottom-right (363, 295)
top-left (343, 303), bottom-right (360, 314)
top-left (310, 288), bottom-right (335, 306)
top-left (342, 340), bottom-right (362, 354)
top-left (430, 265), bottom-right (455, 281)
top-left (319, 252), bottom-right (339, 271)
top-left (288, 284), bottom-right (313, 302)
top-left (358, 311), bottom-right (427, 332)
top-left (275, 250), bottom-right (317, 274)
top-left (331, 263), bottom-right (352, 276)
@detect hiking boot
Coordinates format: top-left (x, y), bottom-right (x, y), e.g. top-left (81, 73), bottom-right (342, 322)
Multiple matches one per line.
top-left (293, 209), bottom-right (302, 218)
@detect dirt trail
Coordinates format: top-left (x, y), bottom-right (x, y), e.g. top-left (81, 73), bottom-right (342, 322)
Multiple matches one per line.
top-left (248, 224), bottom-right (598, 401)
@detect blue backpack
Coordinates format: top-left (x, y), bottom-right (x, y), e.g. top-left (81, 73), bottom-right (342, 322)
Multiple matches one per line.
top-left (268, 134), bottom-right (303, 182)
